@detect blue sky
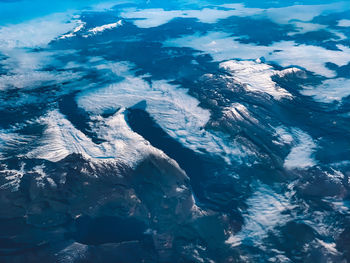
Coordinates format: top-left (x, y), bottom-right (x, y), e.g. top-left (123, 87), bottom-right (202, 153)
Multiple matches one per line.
top-left (0, 0), bottom-right (345, 25)
top-left (0, 0), bottom-right (113, 25)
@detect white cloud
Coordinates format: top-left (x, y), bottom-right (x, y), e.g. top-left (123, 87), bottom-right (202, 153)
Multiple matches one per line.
top-left (124, 3), bottom-right (350, 78)
top-left (273, 126), bottom-right (294, 145)
top-left (1, 48), bottom-right (55, 71)
top-left (268, 42), bottom-right (350, 78)
top-left (226, 184), bottom-right (294, 247)
top-left (121, 8), bottom-right (183, 28)
top-left (288, 21), bottom-right (327, 35)
top-left (301, 78), bottom-right (350, 103)
top-left (337, 19), bottom-right (350, 27)
top-left (88, 1), bottom-right (130, 12)
top-left (120, 5), bottom-right (263, 28)
top-left (165, 31), bottom-right (350, 77)
top-left (121, 2), bottom-right (349, 29)
top-left (0, 49), bottom-right (81, 90)
top-left (0, 71), bottom-right (80, 90)
top-left (77, 62), bottom-right (246, 162)
top-left (284, 128), bottom-right (317, 170)
top-left (0, 12), bottom-right (83, 91)
top-left (0, 13), bottom-right (80, 49)
top-left (273, 126), bottom-right (317, 170)
top-left (165, 31), bottom-right (271, 61)
top-left (263, 2), bottom-right (348, 24)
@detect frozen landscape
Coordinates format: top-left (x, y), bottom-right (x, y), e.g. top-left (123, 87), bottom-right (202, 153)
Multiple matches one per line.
top-left (0, 0), bottom-right (350, 262)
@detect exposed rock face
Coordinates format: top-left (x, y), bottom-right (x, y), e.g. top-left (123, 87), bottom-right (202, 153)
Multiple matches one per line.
top-left (0, 153), bottom-right (230, 263)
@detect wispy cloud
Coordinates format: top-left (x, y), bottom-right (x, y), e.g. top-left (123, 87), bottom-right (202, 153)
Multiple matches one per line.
top-left (165, 31), bottom-right (350, 77)
top-left (0, 12), bottom-right (80, 49)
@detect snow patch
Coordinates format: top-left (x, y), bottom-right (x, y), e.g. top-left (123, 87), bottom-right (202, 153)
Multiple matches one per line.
top-left (59, 20), bottom-right (85, 39)
top-left (223, 103), bottom-right (258, 124)
top-left (0, 163), bottom-right (25, 191)
top-left (0, 130), bottom-right (34, 159)
top-left (220, 60), bottom-right (298, 99)
top-left (27, 110), bottom-right (166, 167)
top-left (317, 239), bottom-right (340, 255)
top-left (28, 110), bottom-right (104, 162)
top-left (87, 20), bottom-right (123, 35)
